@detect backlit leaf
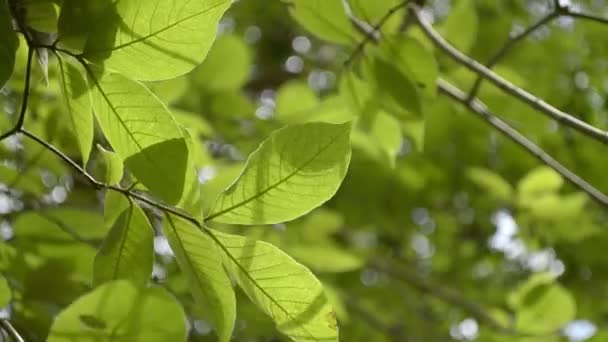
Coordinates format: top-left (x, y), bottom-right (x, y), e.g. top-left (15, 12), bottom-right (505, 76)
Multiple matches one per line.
top-left (56, 55), bottom-right (94, 165)
top-left (208, 122), bottom-right (352, 225)
top-left (163, 215), bottom-right (236, 342)
top-left (87, 70), bottom-right (189, 204)
top-left (81, 0), bottom-right (232, 81)
top-left (289, 0), bottom-right (357, 45)
top-left (212, 230), bottom-right (339, 342)
top-left (47, 280), bottom-right (187, 342)
top-left (93, 192), bottom-right (154, 287)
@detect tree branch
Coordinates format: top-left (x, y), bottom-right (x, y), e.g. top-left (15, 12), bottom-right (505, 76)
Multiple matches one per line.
top-left (19, 129), bottom-right (203, 229)
top-left (344, 0), bottom-right (410, 66)
top-left (409, 5), bottom-right (608, 145)
top-left (0, 320), bottom-right (24, 342)
top-left (467, 10), bottom-right (560, 100)
top-left (437, 78), bottom-right (608, 208)
top-left (0, 47), bottom-right (34, 142)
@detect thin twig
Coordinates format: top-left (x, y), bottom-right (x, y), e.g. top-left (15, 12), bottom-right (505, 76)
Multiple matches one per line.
top-left (438, 78), bottom-right (608, 208)
top-left (410, 5), bottom-right (608, 145)
top-left (0, 320), bottom-right (25, 342)
top-left (19, 129), bottom-right (203, 228)
top-left (467, 11), bottom-right (560, 100)
top-left (370, 259), bottom-right (515, 334)
top-left (0, 47), bottom-right (34, 142)
top-left (344, 0), bottom-right (410, 66)
top-left (567, 10), bottom-right (608, 25)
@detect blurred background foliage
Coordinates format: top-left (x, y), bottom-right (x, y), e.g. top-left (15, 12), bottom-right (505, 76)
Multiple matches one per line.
top-left (3, 0), bottom-right (608, 341)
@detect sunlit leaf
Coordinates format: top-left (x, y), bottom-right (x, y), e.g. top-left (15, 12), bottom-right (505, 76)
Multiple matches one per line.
top-left (467, 167), bottom-right (513, 202)
top-left (163, 215), bottom-right (236, 342)
top-left (93, 192), bottom-right (154, 287)
top-left (508, 274), bottom-right (576, 334)
top-left (56, 55), bottom-right (94, 165)
top-left (87, 70), bottom-right (189, 204)
top-left (47, 280), bottom-right (187, 342)
top-left (80, 0), bottom-right (232, 81)
top-left (193, 34), bottom-right (252, 92)
top-left (212, 230), bottom-right (339, 342)
top-left (96, 145), bottom-right (124, 185)
top-left (289, 245), bottom-right (364, 273)
top-left (438, 0), bottom-right (478, 53)
top-left (209, 122), bottom-right (352, 225)
top-left (289, 0), bottom-right (356, 45)
top-left (275, 81), bottom-right (319, 123)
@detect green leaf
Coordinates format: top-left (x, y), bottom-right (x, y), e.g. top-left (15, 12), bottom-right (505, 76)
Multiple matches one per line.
top-left (380, 36), bottom-right (438, 98)
top-left (289, 0), bottom-right (357, 45)
top-left (438, 0), bottom-right (478, 53)
top-left (352, 112), bottom-right (402, 168)
top-left (193, 34), bottom-right (252, 92)
top-left (163, 215), bottom-right (236, 342)
top-left (87, 70), bottom-right (189, 204)
top-left (212, 230), bottom-right (339, 342)
top-left (508, 274), bottom-right (576, 334)
top-left (24, 0), bottom-right (59, 33)
top-left (467, 167), bottom-right (514, 202)
top-left (370, 57), bottom-right (422, 117)
top-left (47, 280), bottom-right (187, 342)
top-left (275, 81), bottom-right (319, 123)
top-left (57, 55), bottom-right (94, 165)
top-left (0, 164), bottom-right (46, 194)
top-left (0, 276), bottom-right (11, 307)
top-left (97, 144), bottom-right (124, 185)
top-left (289, 245), bottom-right (364, 273)
top-left (93, 192), bottom-right (154, 287)
top-left (81, 0), bottom-right (232, 81)
top-left (517, 166), bottom-right (563, 207)
top-left (14, 208), bottom-right (107, 241)
top-left (209, 122), bottom-right (352, 225)
top-left (0, 0), bottom-right (18, 89)
top-left (57, 0), bottom-right (109, 52)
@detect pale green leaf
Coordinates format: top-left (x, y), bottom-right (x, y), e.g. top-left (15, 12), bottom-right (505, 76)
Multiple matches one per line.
top-left (93, 192), bottom-right (154, 287)
top-left (289, 245), bottom-right (364, 273)
top-left (0, 276), bottom-right (10, 307)
top-left (275, 81), bottom-right (319, 123)
top-left (351, 112), bottom-right (402, 168)
top-left (508, 274), bottom-right (576, 335)
top-left (163, 215), bottom-right (236, 342)
top-left (371, 57), bottom-right (422, 117)
top-left (380, 36), bottom-right (438, 97)
top-left (57, 55), bottom-right (94, 165)
top-left (0, 0), bottom-right (18, 88)
top-left (212, 230), bottom-right (339, 342)
top-left (289, 0), bottom-right (357, 45)
top-left (439, 0), bottom-right (478, 53)
top-left (47, 280), bottom-right (187, 342)
top-left (517, 166), bottom-right (563, 207)
top-left (467, 167), bottom-right (514, 202)
top-left (87, 70), bottom-right (189, 204)
top-left (209, 122), bottom-right (352, 225)
top-left (97, 145), bottom-right (124, 185)
top-left (81, 0), bottom-right (232, 81)
top-left (193, 34), bottom-right (252, 92)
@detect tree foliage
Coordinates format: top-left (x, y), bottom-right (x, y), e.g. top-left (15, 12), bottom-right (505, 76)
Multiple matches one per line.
top-left (1, 0), bottom-right (608, 341)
